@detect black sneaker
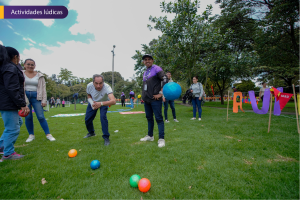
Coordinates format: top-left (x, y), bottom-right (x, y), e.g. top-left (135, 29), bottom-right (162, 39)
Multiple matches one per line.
top-left (104, 138), bottom-right (110, 146)
top-left (83, 133), bottom-right (96, 138)
top-left (0, 147), bottom-right (3, 155)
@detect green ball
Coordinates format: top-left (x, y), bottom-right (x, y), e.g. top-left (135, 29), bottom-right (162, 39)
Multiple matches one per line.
top-left (129, 174), bottom-right (141, 187)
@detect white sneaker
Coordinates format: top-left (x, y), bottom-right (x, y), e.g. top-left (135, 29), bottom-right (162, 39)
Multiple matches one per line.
top-left (198, 118), bottom-right (201, 121)
top-left (165, 120), bottom-right (170, 123)
top-left (46, 134), bottom-right (56, 141)
top-left (174, 119), bottom-right (179, 122)
top-left (158, 139), bottom-right (165, 148)
top-left (140, 135), bottom-right (154, 142)
top-left (191, 118), bottom-right (196, 120)
top-left (26, 135), bottom-right (35, 143)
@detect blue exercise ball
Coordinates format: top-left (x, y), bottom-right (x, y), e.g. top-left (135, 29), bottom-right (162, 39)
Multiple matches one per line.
top-left (90, 160), bottom-right (100, 170)
top-left (163, 82), bottom-right (182, 101)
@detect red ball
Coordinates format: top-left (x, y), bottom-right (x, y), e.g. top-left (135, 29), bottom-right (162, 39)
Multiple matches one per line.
top-left (138, 178), bottom-right (151, 193)
top-left (18, 110), bottom-right (29, 117)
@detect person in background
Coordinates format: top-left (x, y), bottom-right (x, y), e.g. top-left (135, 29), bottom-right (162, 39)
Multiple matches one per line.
top-left (50, 97), bottom-right (55, 108)
top-left (0, 45), bottom-right (29, 161)
top-left (56, 97), bottom-right (61, 107)
top-left (129, 90), bottom-right (135, 108)
top-left (259, 82), bottom-right (268, 101)
top-left (62, 99), bottom-right (65, 107)
top-left (23, 58), bottom-right (56, 143)
top-left (162, 71), bottom-right (179, 123)
top-left (190, 76), bottom-right (204, 121)
top-left (121, 92), bottom-right (126, 107)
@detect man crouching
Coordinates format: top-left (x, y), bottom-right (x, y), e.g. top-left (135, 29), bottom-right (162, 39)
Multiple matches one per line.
top-left (84, 74), bottom-right (116, 146)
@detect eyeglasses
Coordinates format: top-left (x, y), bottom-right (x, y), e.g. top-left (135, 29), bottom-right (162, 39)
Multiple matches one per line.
top-left (26, 64), bottom-right (35, 66)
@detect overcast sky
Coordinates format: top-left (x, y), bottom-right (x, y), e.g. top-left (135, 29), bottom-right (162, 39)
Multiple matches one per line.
top-left (0, 0), bottom-right (221, 80)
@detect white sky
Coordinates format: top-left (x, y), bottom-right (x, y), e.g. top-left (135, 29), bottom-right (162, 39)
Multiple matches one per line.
top-left (4, 0), bottom-right (221, 81)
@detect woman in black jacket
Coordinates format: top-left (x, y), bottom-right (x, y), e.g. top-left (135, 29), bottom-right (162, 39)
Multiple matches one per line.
top-left (0, 45), bottom-right (29, 161)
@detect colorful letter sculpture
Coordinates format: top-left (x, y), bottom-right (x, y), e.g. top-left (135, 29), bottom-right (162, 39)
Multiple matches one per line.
top-left (248, 87), bottom-right (283, 116)
top-left (233, 92), bottom-right (244, 113)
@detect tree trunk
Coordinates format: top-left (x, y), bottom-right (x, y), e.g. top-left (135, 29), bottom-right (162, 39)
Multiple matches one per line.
top-left (220, 92), bottom-right (224, 105)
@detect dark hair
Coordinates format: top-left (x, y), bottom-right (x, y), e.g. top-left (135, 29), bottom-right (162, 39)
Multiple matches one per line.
top-left (166, 71), bottom-right (171, 74)
top-left (5, 47), bottom-right (19, 61)
top-left (192, 76), bottom-right (198, 79)
top-left (0, 45), bottom-right (9, 66)
top-left (24, 58), bottom-right (35, 65)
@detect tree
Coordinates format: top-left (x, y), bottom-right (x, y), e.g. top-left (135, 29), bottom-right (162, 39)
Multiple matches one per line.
top-left (216, 0), bottom-right (299, 92)
top-left (101, 71), bottom-right (124, 92)
top-left (146, 0), bottom-right (213, 85)
top-left (234, 80), bottom-right (258, 92)
top-left (58, 68), bottom-right (74, 85)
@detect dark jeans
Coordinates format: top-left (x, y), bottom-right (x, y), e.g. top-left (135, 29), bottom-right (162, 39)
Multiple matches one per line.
top-left (121, 100), bottom-right (125, 107)
top-left (85, 103), bottom-right (110, 139)
top-left (144, 100), bottom-right (164, 139)
top-left (164, 100), bottom-right (176, 120)
top-left (192, 97), bottom-right (202, 118)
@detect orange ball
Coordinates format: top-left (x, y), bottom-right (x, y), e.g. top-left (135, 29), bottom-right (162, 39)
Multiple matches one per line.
top-left (68, 149), bottom-right (77, 158)
top-left (138, 178), bottom-right (151, 193)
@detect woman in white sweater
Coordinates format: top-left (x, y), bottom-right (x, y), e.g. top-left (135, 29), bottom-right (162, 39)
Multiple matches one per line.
top-left (23, 59), bottom-right (55, 142)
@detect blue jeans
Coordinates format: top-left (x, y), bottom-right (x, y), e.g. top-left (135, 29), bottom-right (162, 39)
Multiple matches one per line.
top-left (0, 110), bottom-right (23, 156)
top-left (164, 100), bottom-right (176, 120)
top-left (85, 103), bottom-right (110, 139)
top-left (130, 98), bottom-right (134, 107)
top-left (144, 100), bottom-right (164, 139)
top-left (25, 91), bottom-right (50, 135)
top-left (192, 97), bottom-right (202, 118)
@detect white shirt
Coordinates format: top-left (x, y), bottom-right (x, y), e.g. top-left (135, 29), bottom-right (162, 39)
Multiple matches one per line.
top-left (260, 87), bottom-right (267, 97)
top-left (86, 82), bottom-right (113, 102)
top-left (24, 74), bottom-right (39, 91)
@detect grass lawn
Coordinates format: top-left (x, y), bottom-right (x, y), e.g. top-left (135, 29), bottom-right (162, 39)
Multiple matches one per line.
top-left (0, 102), bottom-right (299, 199)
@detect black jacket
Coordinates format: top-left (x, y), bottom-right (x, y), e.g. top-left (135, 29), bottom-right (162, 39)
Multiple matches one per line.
top-left (0, 62), bottom-right (26, 110)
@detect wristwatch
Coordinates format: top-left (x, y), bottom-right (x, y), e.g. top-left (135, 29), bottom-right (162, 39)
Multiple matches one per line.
top-left (159, 91), bottom-right (163, 94)
top-left (101, 102), bottom-right (103, 106)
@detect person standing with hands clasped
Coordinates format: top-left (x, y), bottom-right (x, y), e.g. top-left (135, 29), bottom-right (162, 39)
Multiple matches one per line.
top-left (190, 76), bottom-right (204, 121)
top-left (84, 74), bottom-right (116, 146)
top-left (23, 58), bottom-right (56, 142)
top-left (140, 54), bottom-right (168, 148)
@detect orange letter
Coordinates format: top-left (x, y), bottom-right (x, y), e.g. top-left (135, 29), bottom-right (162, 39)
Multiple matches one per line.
top-left (233, 92), bottom-right (245, 113)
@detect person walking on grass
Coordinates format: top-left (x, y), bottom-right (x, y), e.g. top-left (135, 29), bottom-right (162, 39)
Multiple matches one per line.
top-left (0, 45), bottom-right (29, 161)
top-left (190, 76), bottom-right (204, 121)
top-left (140, 54), bottom-right (168, 148)
top-left (23, 58), bottom-right (56, 142)
top-left (121, 92), bottom-right (126, 107)
top-left (163, 71), bottom-right (179, 123)
top-left (83, 74), bottom-right (116, 146)
top-left (56, 97), bottom-right (61, 107)
top-left (62, 99), bottom-right (65, 107)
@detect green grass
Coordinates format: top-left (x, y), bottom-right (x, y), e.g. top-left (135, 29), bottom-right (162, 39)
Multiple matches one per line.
top-left (0, 102), bottom-right (299, 199)
top-left (202, 100), bottom-right (297, 113)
